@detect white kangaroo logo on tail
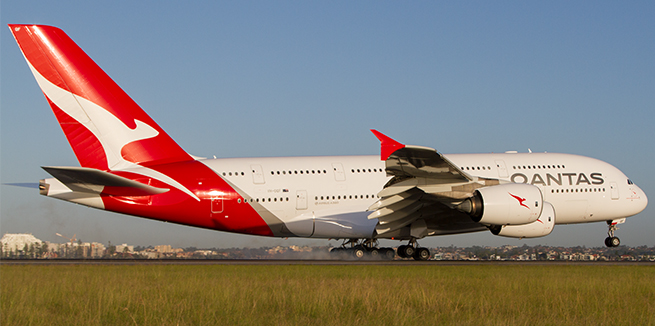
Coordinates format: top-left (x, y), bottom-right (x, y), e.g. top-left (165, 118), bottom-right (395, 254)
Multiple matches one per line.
top-left (25, 60), bottom-right (199, 200)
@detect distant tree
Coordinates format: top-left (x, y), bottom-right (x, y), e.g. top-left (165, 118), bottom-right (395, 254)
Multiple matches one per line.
top-left (28, 243), bottom-right (36, 258)
top-left (121, 246), bottom-right (129, 258)
top-left (106, 241), bottom-right (116, 257)
top-left (76, 239), bottom-right (84, 258)
top-left (39, 242), bottom-right (49, 258)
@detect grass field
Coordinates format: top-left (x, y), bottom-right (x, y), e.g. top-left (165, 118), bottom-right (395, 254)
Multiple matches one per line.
top-left (2, 264), bottom-right (654, 325)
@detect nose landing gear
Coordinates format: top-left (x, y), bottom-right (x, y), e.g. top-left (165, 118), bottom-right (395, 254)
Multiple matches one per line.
top-left (604, 219), bottom-right (625, 247)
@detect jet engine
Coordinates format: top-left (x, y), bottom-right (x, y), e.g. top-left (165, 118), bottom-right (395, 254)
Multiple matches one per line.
top-left (458, 183), bottom-right (543, 225)
top-left (488, 201), bottom-right (555, 238)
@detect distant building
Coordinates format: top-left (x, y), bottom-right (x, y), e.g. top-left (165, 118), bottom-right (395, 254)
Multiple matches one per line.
top-left (154, 245), bottom-right (173, 253)
top-left (83, 242), bottom-right (107, 258)
top-left (1, 233), bottom-right (44, 257)
top-left (115, 244), bottom-right (134, 254)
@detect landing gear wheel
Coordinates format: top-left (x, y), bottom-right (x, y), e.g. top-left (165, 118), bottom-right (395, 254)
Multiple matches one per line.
top-left (353, 246), bottom-right (366, 259)
top-left (397, 245), bottom-right (408, 258)
top-left (399, 245), bottom-right (415, 258)
top-left (381, 248), bottom-right (395, 260)
top-left (369, 248), bottom-right (380, 259)
top-left (414, 247), bottom-right (430, 261)
top-left (610, 236), bottom-right (620, 247)
top-left (605, 237), bottom-right (612, 247)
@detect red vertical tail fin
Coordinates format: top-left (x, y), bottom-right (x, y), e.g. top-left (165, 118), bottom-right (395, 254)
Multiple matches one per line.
top-left (9, 24), bottom-right (192, 170)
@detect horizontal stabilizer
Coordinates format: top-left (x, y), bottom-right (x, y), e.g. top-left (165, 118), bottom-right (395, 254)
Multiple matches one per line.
top-left (42, 166), bottom-right (168, 196)
top-left (3, 183), bottom-right (40, 189)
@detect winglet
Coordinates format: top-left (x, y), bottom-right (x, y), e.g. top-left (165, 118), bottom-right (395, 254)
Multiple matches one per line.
top-left (371, 130), bottom-right (405, 161)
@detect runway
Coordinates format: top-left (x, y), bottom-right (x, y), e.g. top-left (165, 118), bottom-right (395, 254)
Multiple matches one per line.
top-left (2, 259), bottom-right (652, 266)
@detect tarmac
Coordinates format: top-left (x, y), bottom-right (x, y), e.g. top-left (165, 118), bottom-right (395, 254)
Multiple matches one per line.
top-left (2, 259), bottom-right (653, 266)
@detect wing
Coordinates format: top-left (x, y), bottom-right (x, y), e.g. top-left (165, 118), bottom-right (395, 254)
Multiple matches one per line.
top-left (369, 130), bottom-right (493, 239)
top-left (371, 129), bottom-right (472, 183)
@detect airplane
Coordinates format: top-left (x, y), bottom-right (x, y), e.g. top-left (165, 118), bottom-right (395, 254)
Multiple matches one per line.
top-left (9, 24), bottom-right (648, 260)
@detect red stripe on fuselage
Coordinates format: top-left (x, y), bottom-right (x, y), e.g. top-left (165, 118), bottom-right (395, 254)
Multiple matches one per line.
top-left (103, 160), bottom-right (274, 237)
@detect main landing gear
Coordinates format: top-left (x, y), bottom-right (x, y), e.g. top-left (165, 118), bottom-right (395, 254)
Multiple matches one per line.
top-left (397, 238), bottom-right (431, 261)
top-left (604, 220), bottom-right (622, 247)
top-left (329, 239), bottom-right (395, 260)
top-left (329, 238), bottom-right (431, 261)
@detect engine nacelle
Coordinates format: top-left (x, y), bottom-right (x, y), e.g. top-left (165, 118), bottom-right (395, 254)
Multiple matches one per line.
top-left (489, 201), bottom-right (555, 238)
top-left (459, 183), bottom-right (543, 225)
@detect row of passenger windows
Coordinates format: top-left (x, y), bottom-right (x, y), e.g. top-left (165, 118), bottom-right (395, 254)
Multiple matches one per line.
top-left (222, 171), bottom-right (245, 177)
top-left (461, 166), bottom-right (492, 171)
top-left (225, 168), bottom-right (386, 177)
top-left (222, 170), bottom-right (332, 177)
top-left (224, 165), bottom-right (569, 177)
top-left (315, 194), bottom-right (377, 200)
top-left (551, 188), bottom-right (605, 194)
top-left (514, 165), bottom-right (565, 170)
top-left (271, 170), bottom-right (327, 175)
top-left (351, 168), bottom-right (383, 173)
top-left (237, 195), bottom-right (379, 203)
top-left (240, 197), bottom-right (290, 203)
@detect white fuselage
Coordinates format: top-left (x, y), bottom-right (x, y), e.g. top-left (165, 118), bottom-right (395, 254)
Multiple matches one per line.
top-left (200, 152), bottom-right (647, 239)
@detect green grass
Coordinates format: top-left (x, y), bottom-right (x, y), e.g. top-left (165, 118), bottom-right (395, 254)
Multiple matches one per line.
top-left (2, 264), bottom-right (654, 325)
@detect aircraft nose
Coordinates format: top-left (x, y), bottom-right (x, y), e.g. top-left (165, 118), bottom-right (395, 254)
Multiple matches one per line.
top-left (630, 185), bottom-right (648, 215)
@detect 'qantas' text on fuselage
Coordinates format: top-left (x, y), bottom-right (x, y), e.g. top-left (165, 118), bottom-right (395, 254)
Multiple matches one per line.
top-left (510, 173), bottom-right (604, 186)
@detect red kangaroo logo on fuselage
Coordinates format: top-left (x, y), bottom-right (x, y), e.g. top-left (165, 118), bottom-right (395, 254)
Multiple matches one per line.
top-left (509, 193), bottom-right (530, 209)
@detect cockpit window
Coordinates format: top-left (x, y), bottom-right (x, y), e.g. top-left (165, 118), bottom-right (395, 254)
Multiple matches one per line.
top-left (627, 179), bottom-right (634, 185)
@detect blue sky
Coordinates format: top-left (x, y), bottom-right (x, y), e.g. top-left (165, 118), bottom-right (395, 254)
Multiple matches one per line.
top-left (2, 1), bottom-right (653, 249)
